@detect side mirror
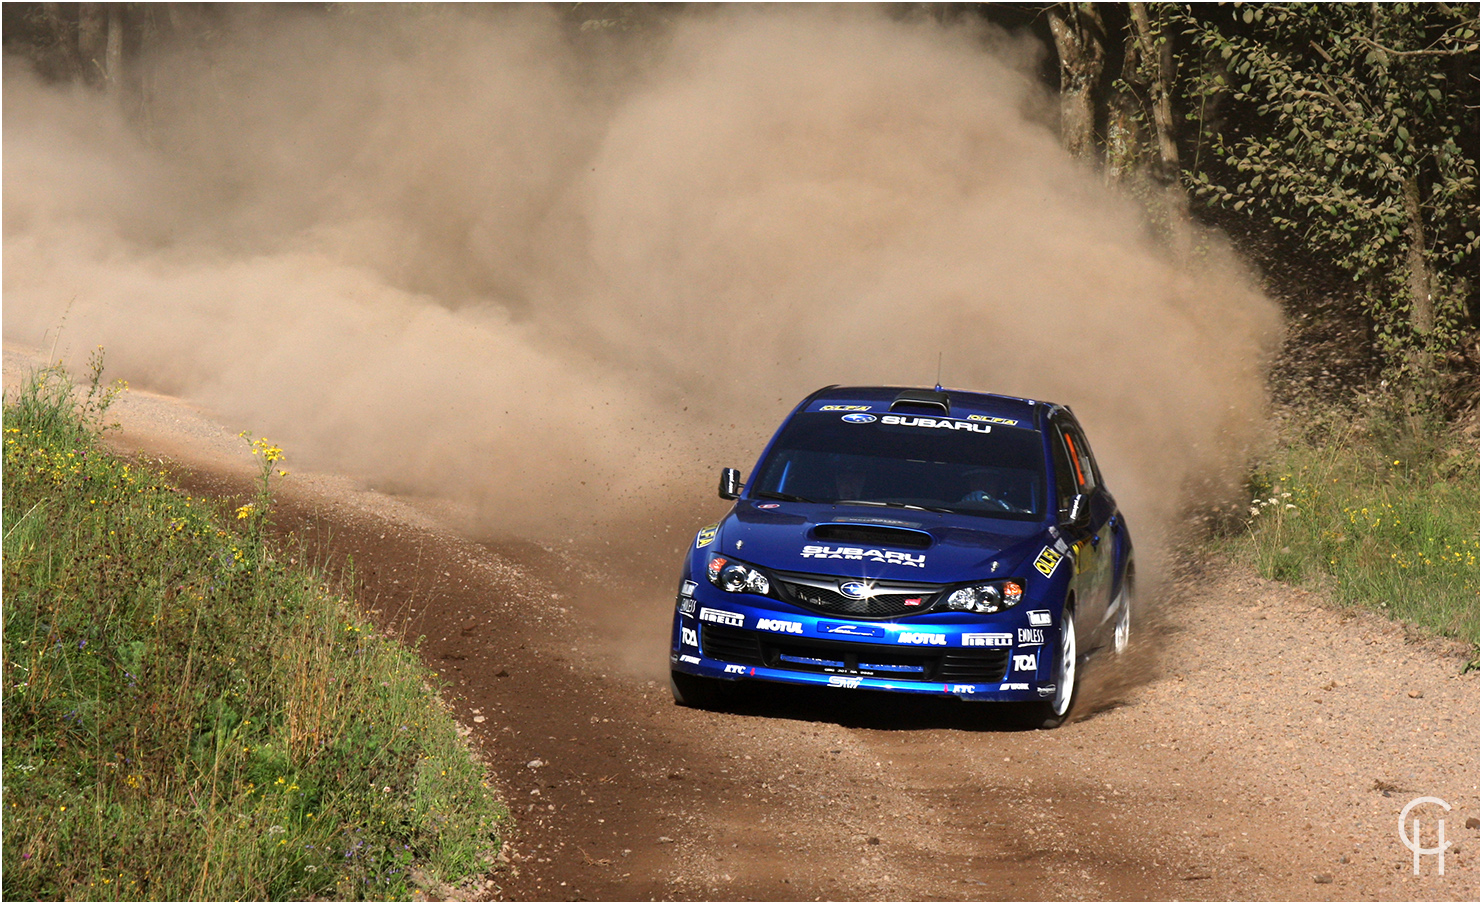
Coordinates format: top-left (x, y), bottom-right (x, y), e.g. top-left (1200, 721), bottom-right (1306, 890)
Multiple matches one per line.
top-left (718, 467), bottom-right (742, 500)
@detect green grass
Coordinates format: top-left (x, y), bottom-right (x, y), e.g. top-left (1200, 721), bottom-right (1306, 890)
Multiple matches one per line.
top-left (2, 358), bottom-right (508, 901)
top-left (1225, 407), bottom-right (1479, 648)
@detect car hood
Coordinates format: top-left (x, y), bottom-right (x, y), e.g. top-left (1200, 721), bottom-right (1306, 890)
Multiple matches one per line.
top-left (718, 500), bottom-right (1049, 582)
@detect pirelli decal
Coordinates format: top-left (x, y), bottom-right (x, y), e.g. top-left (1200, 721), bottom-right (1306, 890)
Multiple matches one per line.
top-left (1033, 545), bottom-right (1063, 577)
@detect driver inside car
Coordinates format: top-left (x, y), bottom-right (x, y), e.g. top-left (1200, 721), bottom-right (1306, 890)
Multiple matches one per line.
top-left (834, 468), bottom-right (867, 501)
top-left (960, 468), bottom-right (1007, 507)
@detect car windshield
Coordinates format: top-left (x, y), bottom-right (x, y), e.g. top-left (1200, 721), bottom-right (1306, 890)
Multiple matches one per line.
top-left (751, 411), bottom-right (1047, 520)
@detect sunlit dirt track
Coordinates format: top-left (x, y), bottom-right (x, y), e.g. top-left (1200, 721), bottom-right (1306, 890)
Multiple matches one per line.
top-left (161, 463), bottom-right (1482, 902)
top-left (8, 347), bottom-right (1476, 902)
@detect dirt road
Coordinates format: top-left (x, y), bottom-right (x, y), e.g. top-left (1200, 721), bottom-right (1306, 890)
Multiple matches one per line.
top-left (7, 347), bottom-right (1477, 901)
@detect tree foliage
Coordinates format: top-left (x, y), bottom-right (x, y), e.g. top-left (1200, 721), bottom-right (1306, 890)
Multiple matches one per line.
top-left (4, 2), bottom-right (1478, 410)
top-left (1173, 3), bottom-right (1478, 405)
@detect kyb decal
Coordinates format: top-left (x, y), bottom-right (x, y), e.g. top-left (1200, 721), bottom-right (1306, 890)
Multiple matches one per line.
top-left (1027, 609), bottom-right (1052, 626)
top-left (1033, 546), bottom-right (1063, 577)
top-left (699, 608), bottom-right (745, 628)
top-left (680, 580), bottom-right (698, 597)
top-left (756, 618), bottom-right (804, 634)
top-left (897, 632), bottom-right (947, 646)
top-left (962, 632), bottom-right (1014, 647)
top-left (881, 414), bottom-right (991, 433)
top-left (802, 545), bottom-right (926, 568)
top-left (695, 524), bottom-right (718, 549)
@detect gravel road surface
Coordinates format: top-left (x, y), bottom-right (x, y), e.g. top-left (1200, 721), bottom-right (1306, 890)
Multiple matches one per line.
top-left (6, 345), bottom-right (1477, 901)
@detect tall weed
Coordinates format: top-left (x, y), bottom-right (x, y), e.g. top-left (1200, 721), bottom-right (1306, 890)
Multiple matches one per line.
top-left (1231, 407), bottom-right (1479, 646)
top-left (2, 359), bottom-right (506, 901)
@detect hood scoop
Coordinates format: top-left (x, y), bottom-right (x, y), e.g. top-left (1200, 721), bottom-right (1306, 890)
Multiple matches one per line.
top-left (811, 522), bottom-right (933, 550)
top-left (889, 388), bottom-right (951, 415)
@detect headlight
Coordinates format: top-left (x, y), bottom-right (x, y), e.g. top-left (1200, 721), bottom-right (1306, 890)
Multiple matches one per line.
top-left (945, 579), bottom-right (1024, 614)
top-left (706, 554), bottom-right (771, 595)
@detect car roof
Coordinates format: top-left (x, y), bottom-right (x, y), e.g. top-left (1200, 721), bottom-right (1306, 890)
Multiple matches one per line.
top-left (801, 385), bottom-right (1052, 429)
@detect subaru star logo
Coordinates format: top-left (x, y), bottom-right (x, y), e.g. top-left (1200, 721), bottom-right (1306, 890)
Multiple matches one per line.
top-left (839, 580), bottom-right (871, 600)
top-left (840, 413), bottom-right (877, 424)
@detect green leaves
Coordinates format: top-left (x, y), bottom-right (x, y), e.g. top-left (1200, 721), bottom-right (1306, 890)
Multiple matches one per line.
top-left (1172, 1), bottom-right (1478, 401)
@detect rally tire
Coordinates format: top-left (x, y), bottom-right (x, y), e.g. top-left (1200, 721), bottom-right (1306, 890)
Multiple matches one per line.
top-left (670, 669), bottom-right (726, 710)
top-left (1017, 608), bottom-right (1079, 730)
top-left (1112, 568), bottom-right (1133, 656)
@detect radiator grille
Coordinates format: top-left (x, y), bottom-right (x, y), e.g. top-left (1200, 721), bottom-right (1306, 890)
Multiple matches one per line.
top-left (773, 570), bottom-right (944, 619)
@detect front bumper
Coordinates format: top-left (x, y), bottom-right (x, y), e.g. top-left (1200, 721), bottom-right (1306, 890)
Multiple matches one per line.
top-left (669, 582), bottom-right (1059, 702)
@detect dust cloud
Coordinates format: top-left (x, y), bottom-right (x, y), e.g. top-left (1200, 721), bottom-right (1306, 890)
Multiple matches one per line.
top-left (4, 6), bottom-right (1280, 644)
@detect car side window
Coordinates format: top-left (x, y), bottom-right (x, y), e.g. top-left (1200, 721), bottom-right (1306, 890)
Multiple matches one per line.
top-left (1049, 424), bottom-right (1078, 515)
top-left (1062, 424), bottom-right (1098, 494)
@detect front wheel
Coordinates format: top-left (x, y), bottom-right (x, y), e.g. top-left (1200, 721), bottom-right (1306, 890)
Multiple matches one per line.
top-left (1112, 569), bottom-right (1133, 656)
top-left (1018, 610), bottom-right (1079, 729)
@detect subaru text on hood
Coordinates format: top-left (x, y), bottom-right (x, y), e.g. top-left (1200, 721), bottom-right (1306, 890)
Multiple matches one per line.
top-left (669, 385), bottom-right (1134, 728)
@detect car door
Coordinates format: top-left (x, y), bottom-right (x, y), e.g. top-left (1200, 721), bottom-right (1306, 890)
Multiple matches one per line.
top-left (1049, 414), bottom-right (1117, 640)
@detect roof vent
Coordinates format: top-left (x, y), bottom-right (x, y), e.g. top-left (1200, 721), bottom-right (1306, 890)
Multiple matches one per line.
top-left (889, 389), bottom-right (951, 415)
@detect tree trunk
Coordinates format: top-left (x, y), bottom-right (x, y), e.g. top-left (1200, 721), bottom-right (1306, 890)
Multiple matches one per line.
top-left (1402, 175), bottom-right (1435, 336)
top-left (1128, 2), bottom-right (1181, 183)
top-left (38, 3), bottom-right (85, 81)
top-left (1401, 174), bottom-right (1438, 412)
top-left (1127, 2), bottom-right (1190, 258)
top-left (1105, 28), bottom-right (1145, 186)
top-left (77, 3), bottom-right (108, 85)
top-left (104, 3), bottom-right (124, 93)
top-left (1046, 3), bottom-right (1106, 163)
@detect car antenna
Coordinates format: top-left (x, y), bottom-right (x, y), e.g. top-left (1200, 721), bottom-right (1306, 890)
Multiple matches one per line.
top-left (934, 351), bottom-right (943, 392)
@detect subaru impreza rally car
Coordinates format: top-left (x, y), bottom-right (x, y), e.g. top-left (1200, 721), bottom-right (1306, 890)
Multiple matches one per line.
top-left (669, 385), bottom-right (1133, 728)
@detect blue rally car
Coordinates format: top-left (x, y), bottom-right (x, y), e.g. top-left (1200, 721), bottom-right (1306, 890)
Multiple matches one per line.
top-left (669, 385), bottom-right (1133, 728)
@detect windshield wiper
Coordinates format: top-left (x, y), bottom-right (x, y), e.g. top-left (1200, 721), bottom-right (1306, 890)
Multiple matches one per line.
top-left (753, 490), bottom-right (817, 504)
